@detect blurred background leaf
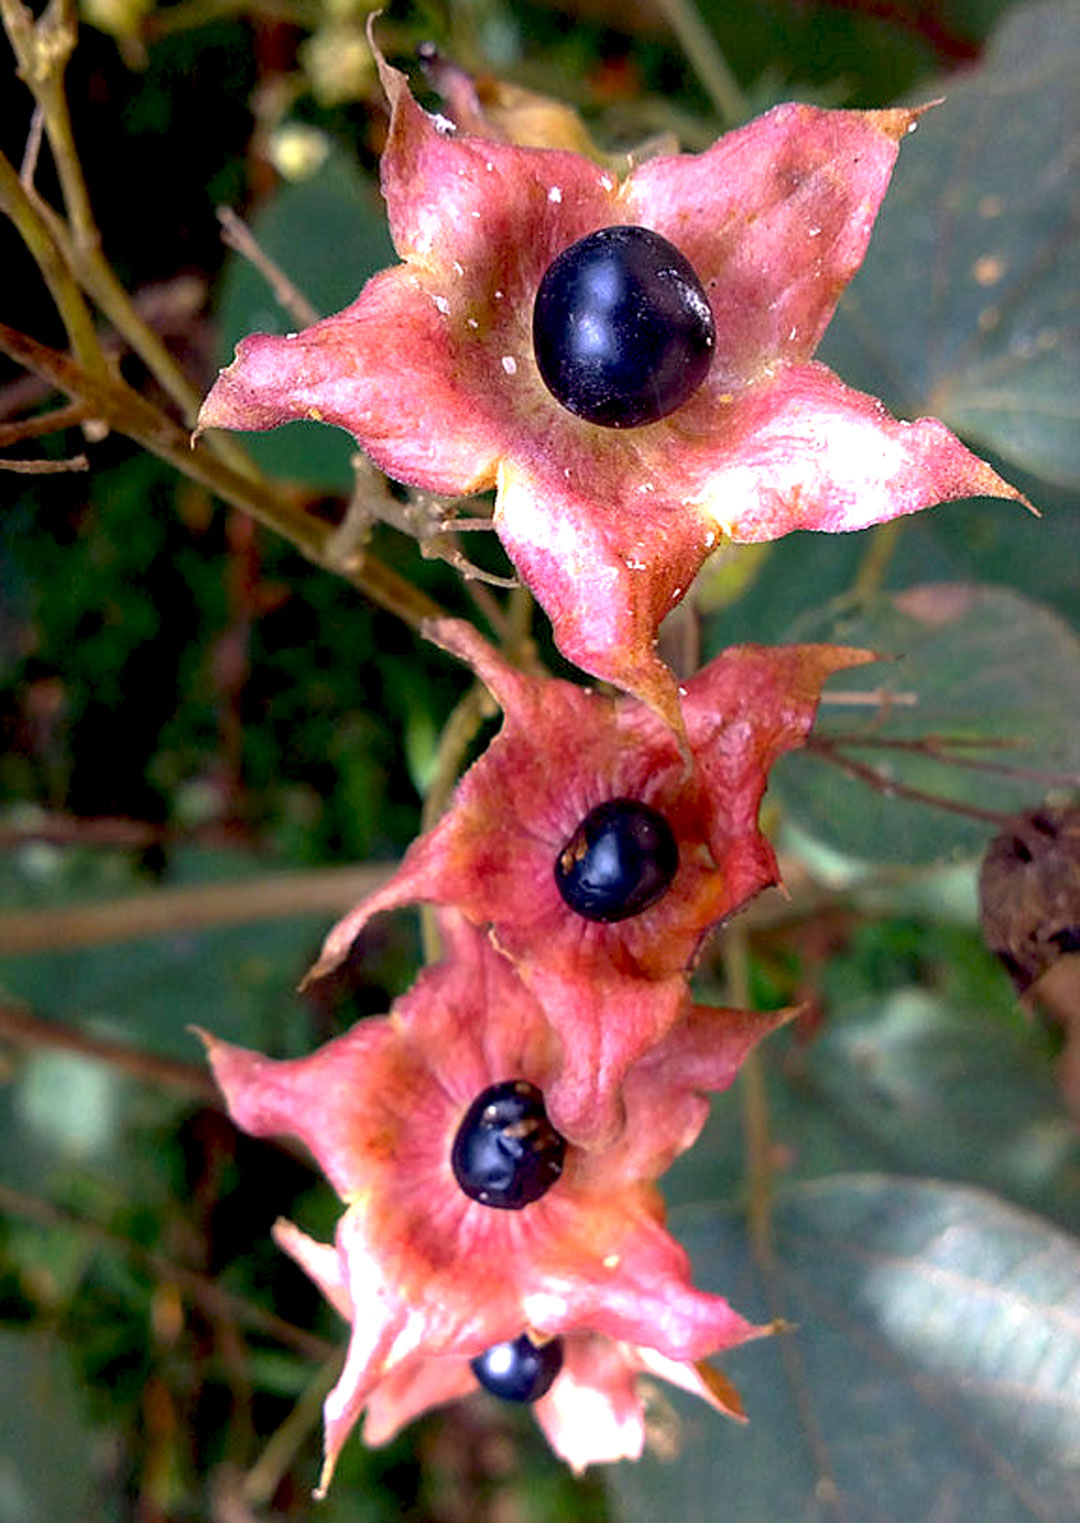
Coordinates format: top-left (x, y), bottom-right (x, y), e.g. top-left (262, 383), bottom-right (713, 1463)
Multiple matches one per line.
top-left (771, 582), bottom-right (1080, 867)
top-left (819, 0), bottom-right (1080, 489)
top-left (608, 1178), bottom-right (1080, 1523)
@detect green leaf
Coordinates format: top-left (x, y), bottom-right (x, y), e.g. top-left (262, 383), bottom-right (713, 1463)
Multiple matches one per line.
top-left (771, 582), bottom-right (1080, 866)
top-left (0, 1331), bottom-right (108, 1523)
top-left (0, 846), bottom-right (331, 1193)
top-left (0, 848), bottom-right (325, 1060)
top-left (674, 916), bottom-right (1074, 1223)
top-left (699, 477), bottom-right (1080, 660)
top-left (800, 989), bottom-right (1079, 1231)
top-left (888, 474), bottom-right (1080, 629)
top-left (819, 0), bottom-right (1080, 489)
top-left (608, 1178), bottom-right (1080, 1523)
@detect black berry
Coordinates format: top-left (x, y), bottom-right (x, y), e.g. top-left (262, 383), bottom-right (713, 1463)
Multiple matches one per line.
top-left (471, 1332), bottom-right (564, 1402)
top-left (451, 1080), bottom-right (567, 1210)
top-left (533, 225), bottom-right (714, 428)
top-left (555, 798), bottom-right (678, 922)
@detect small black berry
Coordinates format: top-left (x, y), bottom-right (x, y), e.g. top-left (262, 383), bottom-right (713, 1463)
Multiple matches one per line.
top-left (451, 1080), bottom-right (567, 1209)
top-left (533, 225), bottom-right (714, 428)
top-left (555, 798), bottom-right (679, 922)
top-left (471, 1332), bottom-right (564, 1402)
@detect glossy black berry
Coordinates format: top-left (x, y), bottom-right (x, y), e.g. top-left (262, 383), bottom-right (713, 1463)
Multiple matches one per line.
top-left (533, 225), bottom-right (714, 428)
top-left (471, 1332), bottom-right (564, 1403)
top-left (451, 1080), bottom-right (567, 1210)
top-left (555, 798), bottom-right (679, 923)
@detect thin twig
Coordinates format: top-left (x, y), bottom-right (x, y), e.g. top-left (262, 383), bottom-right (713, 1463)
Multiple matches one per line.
top-left (820, 730), bottom-right (1025, 751)
top-left (0, 146), bottom-right (107, 380)
top-left (0, 368), bottom-right (55, 420)
top-left (217, 206), bottom-right (320, 329)
top-left (1, 452), bottom-right (88, 472)
top-left (728, 931), bottom-right (843, 1519)
top-left (505, 584), bottom-right (536, 652)
top-left (143, 0), bottom-right (316, 42)
top-left (424, 532), bottom-right (518, 591)
top-left (0, 812), bottom-right (252, 851)
top-left (420, 685), bottom-right (495, 838)
top-left (442, 516), bottom-right (498, 533)
top-left (460, 564), bottom-right (513, 642)
top-left (5, 0), bottom-right (96, 251)
top-left (0, 861), bottom-right (395, 954)
top-left (0, 320), bottom-right (449, 634)
top-left (0, 1181), bottom-right (335, 1364)
top-left (654, 0), bottom-right (748, 123)
top-left (18, 100), bottom-right (44, 185)
top-left (851, 517), bottom-right (903, 603)
top-left (819, 688), bottom-right (918, 708)
top-left (418, 681), bottom-right (497, 965)
top-left (818, 732), bottom-right (1080, 788)
top-left (0, 398), bottom-right (88, 443)
top-left (2, 0), bottom-right (212, 424)
top-left (728, 930), bottom-right (770, 1243)
top-left (0, 1000), bottom-right (219, 1100)
top-left (351, 476), bottom-right (516, 594)
top-left (807, 739), bottom-right (1016, 825)
top-left (242, 1351), bottom-right (344, 1507)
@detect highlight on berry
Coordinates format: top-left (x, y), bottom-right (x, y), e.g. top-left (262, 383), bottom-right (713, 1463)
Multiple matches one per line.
top-left (555, 797), bottom-right (679, 922)
top-left (470, 1331), bottom-right (565, 1403)
top-left (533, 225), bottom-right (715, 428)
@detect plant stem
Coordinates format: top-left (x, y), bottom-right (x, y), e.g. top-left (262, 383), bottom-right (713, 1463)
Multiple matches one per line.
top-left (143, 0), bottom-right (319, 40)
top-left (0, 861), bottom-right (395, 954)
top-left (815, 730), bottom-right (1080, 787)
top-left (0, 811), bottom-right (251, 852)
top-left (654, 0), bottom-right (748, 124)
top-left (420, 681), bottom-right (496, 837)
top-left (0, 147), bottom-right (105, 380)
top-left (217, 205), bottom-right (320, 329)
top-left (807, 737), bottom-right (1018, 825)
top-left (0, 1000), bottom-right (219, 1098)
top-left (243, 1352), bottom-right (344, 1507)
top-left (0, 1180), bottom-right (334, 1363)
top-left (727, 930), bottom-right (843, 1515)
top-left (2, 23), bottom-right (451, 635)
top-left (2, 0), bottom-right (217, 426)
top-left (417, 680), bottom-right (496, 964)
top-left (727, 929), bottom-right (773, 1254)
top-left (0, 397), bottom-right (87, 442)
top-left (2, 453), bottom-right (87, 472)
top-left (851, 518), bottom-right (903, 604)
top-left (0, 321), bottom-right (448, 632)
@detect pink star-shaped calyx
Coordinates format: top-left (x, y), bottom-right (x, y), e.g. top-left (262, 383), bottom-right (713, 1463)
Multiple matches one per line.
top-left (197, 35), bottom-right (1026, 728)
top-left (201, 912), bottom-right (779, 1491)
top-left (302, 618), bottom-right (870, 1143)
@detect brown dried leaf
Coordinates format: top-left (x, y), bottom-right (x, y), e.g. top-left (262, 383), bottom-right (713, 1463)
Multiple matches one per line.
top-left (978, 806), bottom-right (1080, 992)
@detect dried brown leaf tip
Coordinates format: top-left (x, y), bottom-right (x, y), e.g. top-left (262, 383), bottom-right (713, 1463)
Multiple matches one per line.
top-left (978, 806), bottom-right (1080, 992)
